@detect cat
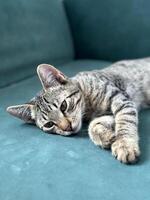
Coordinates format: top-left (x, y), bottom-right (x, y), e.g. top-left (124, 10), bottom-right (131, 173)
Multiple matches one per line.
top-left (7, 57), bottom-right (150, 164)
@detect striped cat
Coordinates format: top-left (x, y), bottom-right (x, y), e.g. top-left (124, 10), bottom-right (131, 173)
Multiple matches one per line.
top-left (7, 58), bottom-right (150, 164)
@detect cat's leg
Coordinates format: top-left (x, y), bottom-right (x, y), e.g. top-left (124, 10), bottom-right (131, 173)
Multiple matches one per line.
top-left (143, 73), bottom-right (150, 106)
top-left (111, 93), bottom-right (140, 164)
top-left (88, 115), bottom-right (115, 149)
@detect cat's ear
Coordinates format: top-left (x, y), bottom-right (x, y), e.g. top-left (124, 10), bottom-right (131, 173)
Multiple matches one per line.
top-left (37, 64), bottom-right (67, 90)
top-left (6, 104), bottom-right (36, 123)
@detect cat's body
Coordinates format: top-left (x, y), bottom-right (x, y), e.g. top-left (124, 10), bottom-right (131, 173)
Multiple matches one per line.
top-left (7, 58), bottom-right (150, 164)
top-left (74, 58), bottom-right (150, 114)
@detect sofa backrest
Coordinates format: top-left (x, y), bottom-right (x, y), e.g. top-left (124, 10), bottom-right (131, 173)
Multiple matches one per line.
top-left (0, 0), bottom-right (74, 88)
top-left (64, 0), bottom-right (150, 61)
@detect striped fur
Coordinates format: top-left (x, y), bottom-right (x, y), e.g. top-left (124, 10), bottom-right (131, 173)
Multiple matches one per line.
top-left (7, 58), bottom-right (150, 164)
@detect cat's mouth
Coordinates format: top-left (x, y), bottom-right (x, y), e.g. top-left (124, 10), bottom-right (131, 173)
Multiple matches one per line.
top-left (58, 121), bottom-right (82, 136)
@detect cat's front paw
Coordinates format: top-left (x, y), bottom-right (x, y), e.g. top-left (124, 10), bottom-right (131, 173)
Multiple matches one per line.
top-left (111, 137), bottom-right (140, 164)
top-left (88, 121), bottom-right (115, 149)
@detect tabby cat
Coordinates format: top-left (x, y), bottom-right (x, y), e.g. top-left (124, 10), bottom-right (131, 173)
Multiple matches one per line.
top-left (7, 58), bottom-right (150, 164)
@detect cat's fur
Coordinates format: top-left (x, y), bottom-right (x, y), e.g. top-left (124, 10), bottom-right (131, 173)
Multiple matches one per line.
top-left (7, 58), bottom-right (150, 164)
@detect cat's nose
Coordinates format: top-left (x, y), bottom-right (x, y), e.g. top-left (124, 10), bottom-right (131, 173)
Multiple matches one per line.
top-left (59, 119), bottom-right (72, 132)
top-left (65, 123), bottom-right (72, 132)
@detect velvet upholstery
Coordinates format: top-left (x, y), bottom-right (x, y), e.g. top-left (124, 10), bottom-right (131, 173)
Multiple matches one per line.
top-left (64, 0), bottom-right (150, 61)
top-left (1, 60), bottom-right (150, 200)
top-left (1, 0), bottom-right (150, 199)
top-left (0, 0), bottom-right (74, 88)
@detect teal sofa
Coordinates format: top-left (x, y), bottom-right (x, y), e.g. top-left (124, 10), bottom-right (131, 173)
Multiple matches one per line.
top-left (0, 0), bottom-right (150, 199)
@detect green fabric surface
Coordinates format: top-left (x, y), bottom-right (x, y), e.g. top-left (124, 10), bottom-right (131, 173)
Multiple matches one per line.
top-left (0, 0), bottom-right (74, 88)
top-left (64, 0), bottom-right (150, 61)
top-left (1, 60), bottom-right (150, 200)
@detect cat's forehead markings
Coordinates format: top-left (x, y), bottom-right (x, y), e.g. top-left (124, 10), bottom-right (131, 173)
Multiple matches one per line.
top-left (52, 103), bottom-right (58, 108)
top-left (46, 89), bottom-right (66, 98)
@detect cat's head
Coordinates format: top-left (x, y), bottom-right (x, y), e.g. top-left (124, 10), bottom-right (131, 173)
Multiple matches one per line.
top-left (7, 64), bottom-right (84, 136)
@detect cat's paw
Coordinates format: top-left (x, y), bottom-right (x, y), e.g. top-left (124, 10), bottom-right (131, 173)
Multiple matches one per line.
top-left (111, 137), bottom-right (140, 164)
top-left (88, 121), bottom-right (115, 149)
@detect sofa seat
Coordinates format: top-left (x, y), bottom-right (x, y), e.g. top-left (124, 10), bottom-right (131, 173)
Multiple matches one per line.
top-left (0, 59), bottom-right (150, 200)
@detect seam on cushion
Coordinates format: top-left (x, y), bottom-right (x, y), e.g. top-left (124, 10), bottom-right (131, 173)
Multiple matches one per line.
top-left (63, 0), bottom-right (76, 59)
top-left (0, 58), bottom-right (75, 90)
top-left (0, 74), bottom-right (36, 90)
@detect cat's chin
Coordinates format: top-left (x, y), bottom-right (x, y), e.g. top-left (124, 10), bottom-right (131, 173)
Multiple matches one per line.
top-left (59, 121), bottom-right (82, 136)
top-left (61, 132), bottom-right (77, 136)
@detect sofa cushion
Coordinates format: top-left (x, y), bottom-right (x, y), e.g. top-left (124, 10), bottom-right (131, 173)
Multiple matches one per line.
top-left (0, 0), bottom-right (74, 88)
top-left (64, 0), bottom-right (150, 61)
top-left (1, 59), bottom-right (150, 200)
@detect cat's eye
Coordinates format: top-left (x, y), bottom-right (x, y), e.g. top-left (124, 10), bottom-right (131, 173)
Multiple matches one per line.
top-left (44, 121), bottom-right (54, 128)
top-left (60, 100), bottom-right (67, 112)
